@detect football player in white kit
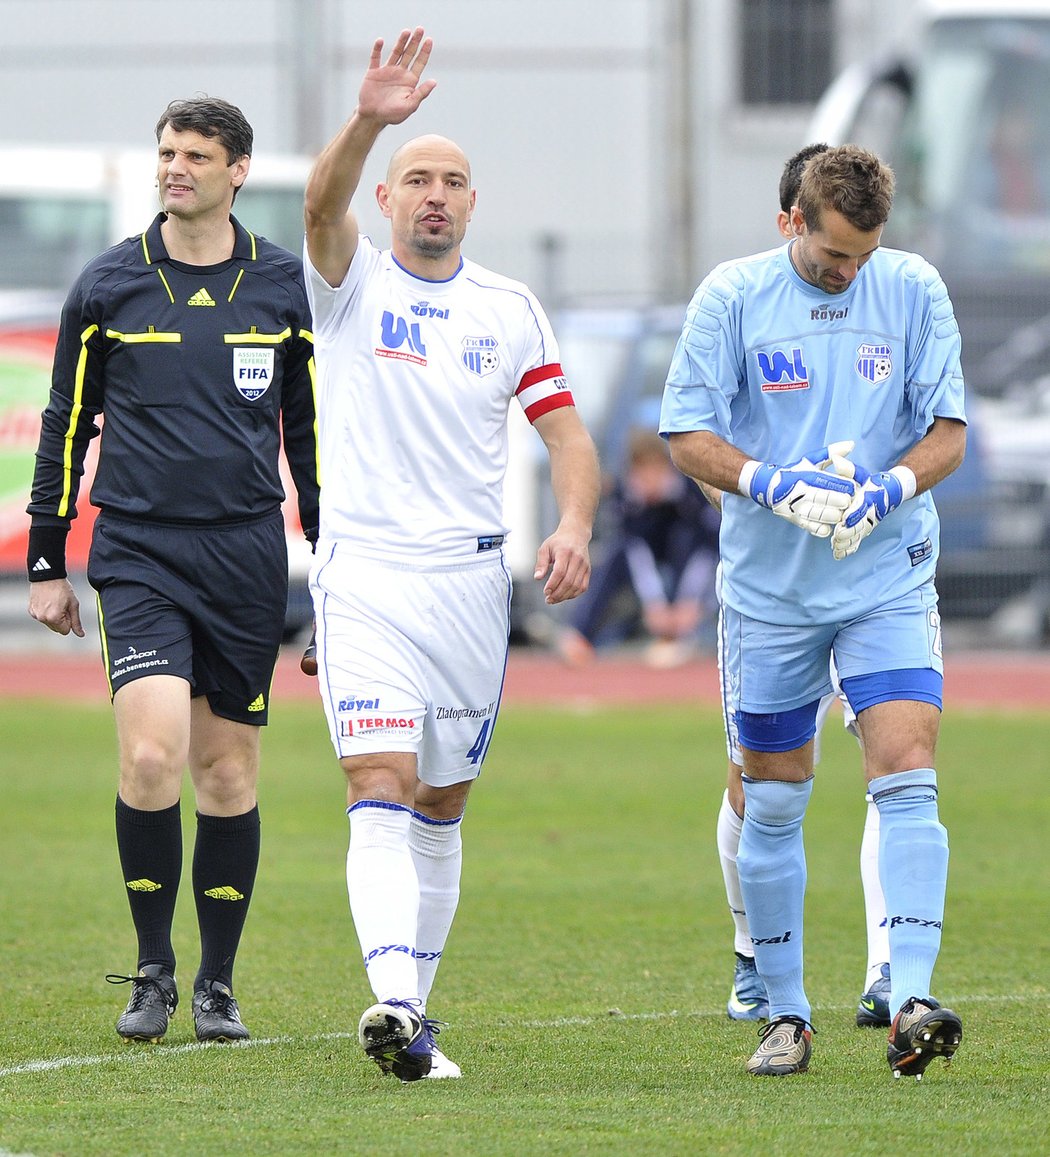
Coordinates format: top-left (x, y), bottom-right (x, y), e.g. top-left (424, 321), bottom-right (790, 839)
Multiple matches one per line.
top-left (303, 28), bottom-right (600, 1081)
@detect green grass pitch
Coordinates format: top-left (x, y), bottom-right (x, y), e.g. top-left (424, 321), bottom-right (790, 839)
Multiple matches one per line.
top-left (0, 697), bottom-right (1046, 1156)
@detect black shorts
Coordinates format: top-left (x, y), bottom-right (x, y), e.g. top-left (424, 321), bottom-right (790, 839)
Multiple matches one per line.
top-left (86, 512), bottom-right (288, 725)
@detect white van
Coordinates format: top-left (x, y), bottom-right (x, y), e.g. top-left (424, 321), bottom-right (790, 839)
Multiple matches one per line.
top-left (807, 0), bottom-right (1050, 373)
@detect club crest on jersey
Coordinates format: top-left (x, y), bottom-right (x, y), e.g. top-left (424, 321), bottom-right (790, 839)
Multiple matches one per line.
top-left (856, 344), bottom-right (892, 384)
top-left (232, 347), bottom-right (275, 399)
top-left (462, 335), bottom-right (500, 377)
top-left (756, 346), bottom-right (809, 392)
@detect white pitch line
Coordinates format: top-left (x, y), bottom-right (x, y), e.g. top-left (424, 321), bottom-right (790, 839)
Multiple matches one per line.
top-left (0, 992), bottom-right (1032, 1079)
top-left (0, 1032), bottom-right (355, 1077)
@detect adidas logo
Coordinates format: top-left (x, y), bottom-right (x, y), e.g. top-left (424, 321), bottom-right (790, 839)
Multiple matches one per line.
top-left (31, 557), bottom-right (52, 572)
top-left (247, 693), bottom-right (265, 712)
top-left (187, 287), bottom-right (216, 306)
top-left (126, 878), bottom-right (162, 892)
top-left (204, 885), bottom-right (245, 901)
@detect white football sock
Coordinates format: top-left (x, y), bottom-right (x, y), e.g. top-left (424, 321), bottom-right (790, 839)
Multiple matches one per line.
top-left (409, 811), bottom-right (463, 1011)
top-left (346, 801), bottom-right (419, 1003)
top-left (716, 789), bottom-right (752, 956)
top-left (860, 794), bottom-right (890, 987)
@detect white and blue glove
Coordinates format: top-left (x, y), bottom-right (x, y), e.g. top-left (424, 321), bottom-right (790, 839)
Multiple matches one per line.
top-left (739, 441), bottom-right (857, 538)
top-left (830, 463), bottom-right (917, 560)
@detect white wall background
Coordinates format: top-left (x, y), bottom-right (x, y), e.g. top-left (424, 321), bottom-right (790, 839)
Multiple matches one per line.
top-left (0, 0), bottom-right (921, 303)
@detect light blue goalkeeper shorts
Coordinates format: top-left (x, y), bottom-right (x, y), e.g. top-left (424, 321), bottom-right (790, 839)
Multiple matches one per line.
top-left (722, 580), bottom-right (943, 729)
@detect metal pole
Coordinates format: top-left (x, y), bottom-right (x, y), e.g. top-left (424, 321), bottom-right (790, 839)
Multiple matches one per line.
top-left (289, 0), bottom-right (326, 154)
top-left (663, 0), bottom-right (695, 300)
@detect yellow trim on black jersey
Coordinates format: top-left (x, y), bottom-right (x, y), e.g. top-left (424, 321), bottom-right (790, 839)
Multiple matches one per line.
top-left (224, 328), bottom-right (292, 344)
top-left (106, 328), bottom-right (182, 343)
top-left (228, 269), bottom-right (245, 302)
top-left (156, 269), bottom-right (175, 303)
top-left (57, 323), bottom-right (99, 518)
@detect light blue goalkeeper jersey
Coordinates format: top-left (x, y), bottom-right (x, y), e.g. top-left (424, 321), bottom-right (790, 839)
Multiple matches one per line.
top-left (660, 241), bottom-right (966, 626)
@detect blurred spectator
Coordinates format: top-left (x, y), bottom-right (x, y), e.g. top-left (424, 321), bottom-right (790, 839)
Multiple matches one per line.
top-left (557, 429), bottom-right (720, 667)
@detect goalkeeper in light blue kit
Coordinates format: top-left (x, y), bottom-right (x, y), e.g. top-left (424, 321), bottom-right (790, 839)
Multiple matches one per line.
top-left (661, 144), bottom-right (966, 1079)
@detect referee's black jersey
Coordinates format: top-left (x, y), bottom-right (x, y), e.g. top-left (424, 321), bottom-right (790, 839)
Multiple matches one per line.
top-left (27, 213), bottom-right (320, 562)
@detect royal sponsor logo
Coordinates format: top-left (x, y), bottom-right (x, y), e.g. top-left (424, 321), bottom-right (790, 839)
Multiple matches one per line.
top-left (410, 300), bottom-right (450, 319)
top-left (337, 697), bottom-right (381, 712)
top-left (364, 944), bottom-right (441, 963)
top-left (810, 305), bottom-right (849, 322)
top-left (757, 347), bottom-right (809, 392)
top-left (751, 930), bottom-right (792, 945)
top-left (889, 916), bottom-right (943, 930)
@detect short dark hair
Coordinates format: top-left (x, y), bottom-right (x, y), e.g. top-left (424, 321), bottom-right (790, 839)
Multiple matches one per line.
top-left (155, 97), bottom-right (254, 163)
top-left (797, 144), bottom-right (895, 234)
top-left (779, 142), bottom-right (829, 213)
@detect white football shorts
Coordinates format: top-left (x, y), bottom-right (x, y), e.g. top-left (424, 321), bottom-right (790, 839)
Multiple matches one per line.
top-left (310, 546), bottom-right (513, 787)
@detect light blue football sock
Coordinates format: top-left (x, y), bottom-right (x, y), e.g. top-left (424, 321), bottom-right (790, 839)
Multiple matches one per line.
top-left (737, 777), bottom-right (813, 1023)
top-left (870, 768), bottom-right (949, 1017)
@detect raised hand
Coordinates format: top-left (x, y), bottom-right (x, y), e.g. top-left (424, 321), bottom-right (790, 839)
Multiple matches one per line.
top-left (358, 27), bottom-right (437, 126)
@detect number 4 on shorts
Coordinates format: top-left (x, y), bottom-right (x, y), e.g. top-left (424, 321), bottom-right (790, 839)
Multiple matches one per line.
top-left (466, 720), bottom-right (491, 765)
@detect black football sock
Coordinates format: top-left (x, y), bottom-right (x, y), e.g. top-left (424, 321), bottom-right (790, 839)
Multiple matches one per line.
top-left (115, 795), bottom-right (181, 975)
top-left (192, 806), bottom-right (260, 991)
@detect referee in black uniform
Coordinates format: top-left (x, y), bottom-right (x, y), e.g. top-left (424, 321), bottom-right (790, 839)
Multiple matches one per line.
top-left (26, 97), bottom-right (320, 1045)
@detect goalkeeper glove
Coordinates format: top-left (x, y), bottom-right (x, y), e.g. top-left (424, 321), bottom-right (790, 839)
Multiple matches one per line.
top-left (739, 441), bottom-right (857, 537)
top-left (830, 464), bottom-right (917, 560)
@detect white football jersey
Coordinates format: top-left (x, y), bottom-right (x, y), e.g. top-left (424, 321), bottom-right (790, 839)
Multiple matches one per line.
top-left (305, 236), bottom-right (574, 562)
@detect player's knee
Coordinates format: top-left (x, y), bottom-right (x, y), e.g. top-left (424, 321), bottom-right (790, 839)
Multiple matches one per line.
top-left (343, 753), bottom-right (417, 807)
top-left (190, 756), bottom-right (257, 813)
top-left (740, 776), bottom-right (813, 827)
top-left (121, 734), bottom-right (185, 784)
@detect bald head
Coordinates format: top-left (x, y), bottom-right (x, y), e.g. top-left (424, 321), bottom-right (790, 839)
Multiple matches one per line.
top-left (377, 132), bottom-right (476, 277)
top-left (386, 134), bottom-right (471, 187)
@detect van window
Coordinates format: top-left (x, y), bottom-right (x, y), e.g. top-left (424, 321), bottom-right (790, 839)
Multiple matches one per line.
top-left (0, 195), bottom-right (109, 290)
top-left (234, 187), bottom-right (306, 255)
top-left (0, 178), bottom-right (306, 293)
top-left (889, 16), bottom-right (1050, 273)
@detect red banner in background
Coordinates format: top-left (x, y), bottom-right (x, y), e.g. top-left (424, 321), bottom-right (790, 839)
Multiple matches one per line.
top-left (0, 325), bottom-right (307, 574)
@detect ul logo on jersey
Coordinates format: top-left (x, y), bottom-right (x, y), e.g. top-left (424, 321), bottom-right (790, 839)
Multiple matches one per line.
top-left (463, 335), bottom-right (500, 377)
top-left (856, 343), bottom-right (892, 384)
top-left (377, 312), bottom-right (427, 365)
top-left (757, 347), bottom-right (809, 392)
